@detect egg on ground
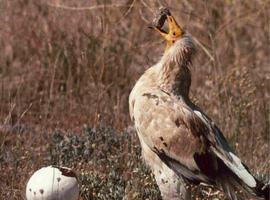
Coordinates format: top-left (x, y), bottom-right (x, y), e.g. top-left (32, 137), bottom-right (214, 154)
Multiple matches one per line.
top-left (26, 166), bottom-right (79, 200)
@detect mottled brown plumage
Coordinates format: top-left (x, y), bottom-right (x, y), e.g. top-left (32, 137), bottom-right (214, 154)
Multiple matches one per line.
top-left (129, 8), bottom-right (269, 200)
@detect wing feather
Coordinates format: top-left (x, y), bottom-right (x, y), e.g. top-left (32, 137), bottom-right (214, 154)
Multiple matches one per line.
top-left (133, 89), bottom-right (257, 189)
top-left (133, 90), bottom-right (216, 182)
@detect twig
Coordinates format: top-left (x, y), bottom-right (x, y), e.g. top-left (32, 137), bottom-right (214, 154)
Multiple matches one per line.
top-left (3, 103), bottom-right (16, 125)
top-left (192, 36), bottom-right (215, 61)
top-left (115, 0), bottom-right (137, 24)
top-left (15, 103), bottom-right (33, 126)
top-left (215, 6), bottom-right (265, 37)
top-left (140, 0), bottom-right (154, 13)
top-left (139, 8), bottom-right (150, 24)
top-left (46, 3), bottom-right (131, 11)
top-left (119, 0), bottom-right (137, 21)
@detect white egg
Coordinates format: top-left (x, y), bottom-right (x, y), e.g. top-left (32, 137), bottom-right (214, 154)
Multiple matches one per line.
top-left (26, 166), bottom-right (79, 200)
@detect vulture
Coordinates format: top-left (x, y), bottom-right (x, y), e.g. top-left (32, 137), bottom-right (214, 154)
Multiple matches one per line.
top-left (129, 7), bottom-right (269, 200)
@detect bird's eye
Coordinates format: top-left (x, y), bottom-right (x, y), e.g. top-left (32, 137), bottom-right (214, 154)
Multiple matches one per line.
top-left (173, 32), bottom-right (176, 36)
top-left (172, 40), bottom-right (175, 43)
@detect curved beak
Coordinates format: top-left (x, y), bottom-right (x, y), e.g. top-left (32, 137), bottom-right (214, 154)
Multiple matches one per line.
top-left (150, 13), bottom-right (184, 50)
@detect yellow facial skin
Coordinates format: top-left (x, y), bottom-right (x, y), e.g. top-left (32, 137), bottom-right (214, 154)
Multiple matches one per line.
top-left (153, 15), bottom-right (184, 51)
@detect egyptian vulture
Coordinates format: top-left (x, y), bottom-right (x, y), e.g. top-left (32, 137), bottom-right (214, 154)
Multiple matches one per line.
top-left (129, 8), bottom-right (269, 200)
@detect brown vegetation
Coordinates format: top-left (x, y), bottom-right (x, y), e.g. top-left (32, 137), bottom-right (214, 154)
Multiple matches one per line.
top-left (0, 0), bottom-right (269, 199)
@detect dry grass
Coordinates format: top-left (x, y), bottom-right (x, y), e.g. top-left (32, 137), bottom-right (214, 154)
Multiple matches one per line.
top-left (0, 0), bottom-right (269, 199)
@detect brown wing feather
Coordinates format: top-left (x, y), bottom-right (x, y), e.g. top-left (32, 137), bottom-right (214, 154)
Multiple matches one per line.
top-left (133, 89), bottom-right (217, 182)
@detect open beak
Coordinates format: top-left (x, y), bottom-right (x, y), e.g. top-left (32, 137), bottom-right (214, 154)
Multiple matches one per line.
top-left (150, 14), bottom-right (184, 50)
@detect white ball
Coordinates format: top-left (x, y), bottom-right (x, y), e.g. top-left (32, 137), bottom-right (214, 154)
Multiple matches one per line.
top-left (26, 166), bottom-right (79, 200)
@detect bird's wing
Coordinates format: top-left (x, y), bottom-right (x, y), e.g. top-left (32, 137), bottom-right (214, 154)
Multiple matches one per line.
top-left (190, 105), bottom-right (258, 189)
top-left (132, 89), bottom-right (257, 188)
top-left (133, 89), bottom-right (214, 182)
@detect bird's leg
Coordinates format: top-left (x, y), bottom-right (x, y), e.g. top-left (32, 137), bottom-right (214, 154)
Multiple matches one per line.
top-left (153, 165), bottom-right (191, 200)
top-left (177, 178), bottom-right (191, 200)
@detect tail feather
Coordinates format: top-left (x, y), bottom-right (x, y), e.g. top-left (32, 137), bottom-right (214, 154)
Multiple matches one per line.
top-left (258, 183), bottom-right (269, 200)
top-left (240, 178), bottom-right (269, 200)
top-left (216, 157), bottom-right (269, 200)
top-left (216, 175), bottom-right (239, 200)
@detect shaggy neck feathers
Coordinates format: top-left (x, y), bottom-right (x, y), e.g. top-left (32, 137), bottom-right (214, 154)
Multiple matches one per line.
top-left (157, 35), bottom-right (195, 97)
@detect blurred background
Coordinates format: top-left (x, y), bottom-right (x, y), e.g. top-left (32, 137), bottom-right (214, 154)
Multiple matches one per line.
top-left (0, 0), bottom-right (269, 199)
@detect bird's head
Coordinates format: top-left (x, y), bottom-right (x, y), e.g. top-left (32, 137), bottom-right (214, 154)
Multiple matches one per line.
top-left (149, 11), bottom-right (184, 52)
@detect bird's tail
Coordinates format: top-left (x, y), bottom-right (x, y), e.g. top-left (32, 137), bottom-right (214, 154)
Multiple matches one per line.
top-left (216, 174), bottom-right (242, 200)
top-left (216, 158), bottom-right (269, 200)
top-left (260, 183), bottom-right (269, 200)
top-left (216, 174), bottom-right (269, 200)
